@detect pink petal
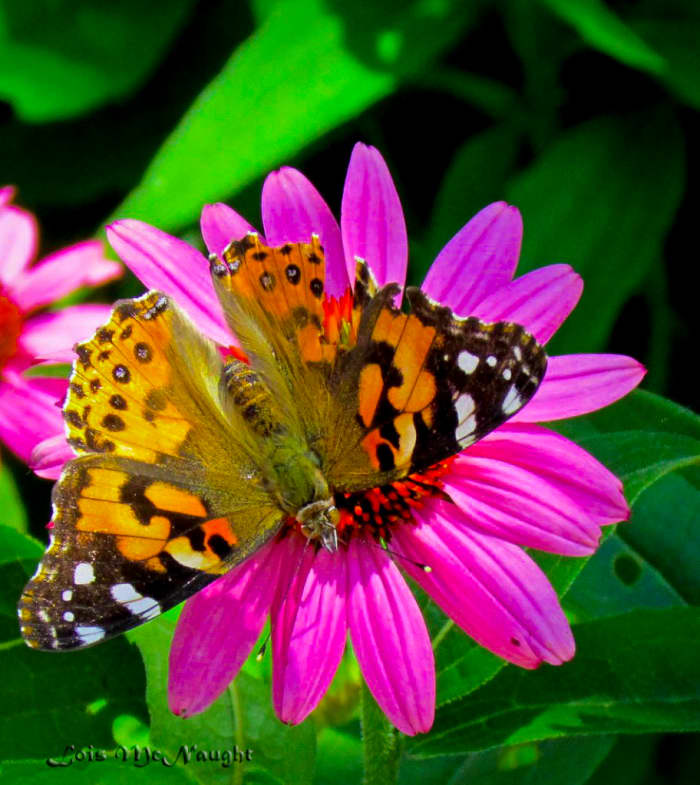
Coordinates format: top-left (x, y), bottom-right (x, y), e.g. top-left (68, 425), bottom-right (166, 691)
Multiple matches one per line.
top-left (8, 241), bottom-right (120, 313)
top-left (471, 264), bottom-right (583, 344)
top-left (422, 202), bottom-right (522, 316)
top-left (30, 433), bottom-right (74, 479)
top-left (0, 205), bottom-right (37, 285)
top-left (168, 540), bottom-right (283, 717)
top-left (347, 539), bottom-right (434, 735)
top-left (512, 354), bottom-right (647, 423)
top-left (201, 203), bottom-right (258, 257)
top-left (19, 305), bottom-right (113, 362)
top-left (473, 423), bottom-right (628, 526)
top-left (0, 372), bottom-right (67, 464)
top-left (271, 537), bottom-right (347, 724)
top-left (341, 143), bottom-right (407, 294)
top-left (261, 167), bottom-right (348, 298)
top-left (106, 220), bottom-right (232, 347)
top-left (444, 453), bottom-right (603, 556)
top-left (394, 505), bottom-right (575, 667)
top-left (0, 186), bottom-right (15, 206)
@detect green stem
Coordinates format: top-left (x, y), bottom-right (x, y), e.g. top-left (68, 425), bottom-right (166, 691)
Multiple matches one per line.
top-left (360, 680), bottom-right (401, 785)
top-left (228, 680), bottom-right (245, 785)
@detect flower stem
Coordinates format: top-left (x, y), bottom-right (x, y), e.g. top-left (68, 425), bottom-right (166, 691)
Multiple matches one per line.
top-left (360, 680), bottom-right (401, 785)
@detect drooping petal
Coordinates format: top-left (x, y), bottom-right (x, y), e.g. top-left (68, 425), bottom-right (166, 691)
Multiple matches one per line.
top-left (394, 504), bottom-right (575, 668)
top-left (29, 433), bottom-right (74, 479)
top-left (444, 453), bottom-right (603, 556)
top-left (261, 167), bottom-right (348, 298)
top-left (0, 205), bottom-right (37, 285)
top-left (168, 540), bottom-right (283, 717)
top-left (201, 203), bottom-right (258, 257)
top-left (8, 242), bottom-right (121, 313)
top-left (341, 143), bottom-right (407, 294)
top-left (421, 202), bottom-right (522, 316)
top-left (512, 354), bottom-right (647, 422)
top-left (18, 305), bottom-right (113, 362)
top-left (347, 539), bottom-right (434, 736)
top-left (271, 537), bottom-right (347, 724)
top-left (0, 372), bottom-right (66, 463)
top-left (472, 423), bottom-right (629, 525)
top-left (106, 220), bottom-right (231, 347)
top-left (471, 264), bottom-right (583, 344)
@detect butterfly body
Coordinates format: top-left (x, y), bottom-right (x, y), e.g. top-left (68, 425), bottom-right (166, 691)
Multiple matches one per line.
top-left (19, 234), bottom-right (547, 651)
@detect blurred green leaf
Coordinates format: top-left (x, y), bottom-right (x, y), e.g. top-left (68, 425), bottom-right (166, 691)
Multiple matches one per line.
top-left (408, 607), bottom-right (700, 756)
top-left (632, 19), bottom-right (700, 110)
top-left (0, 464), bottom-right (28, 533)
top-left (422, 124), bottom-right (521, 275)
top-left (314, 726), bottom-right (362, 785)
top-left (0, 0), bottom-right (195, 122)
top-left (112, 0), bottom-right (476, 231)
top-left (537, 0), bottom-right (665, 74)
top-left (401, 736), bottom-right (616, 785)
top-left (0, 759), bottom-right (193, 784)
top-left (130, 614), bottom-right (316, 784)
top-left (507, 109), bottom-right (684, 355)
top-left (0, 523), bottom-right (42, 644)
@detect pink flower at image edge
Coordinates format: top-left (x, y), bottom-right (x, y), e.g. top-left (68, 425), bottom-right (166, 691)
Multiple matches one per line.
top-left (0, 186), bottom-right (121, 473)
top-left (100, 145), bottom-right (645, 735)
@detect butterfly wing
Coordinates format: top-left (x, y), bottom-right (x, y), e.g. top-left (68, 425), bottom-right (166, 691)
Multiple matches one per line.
top-left (325, 282), bottom-right (548, 492)
top-left (19, 292), bottom-right (283, 650)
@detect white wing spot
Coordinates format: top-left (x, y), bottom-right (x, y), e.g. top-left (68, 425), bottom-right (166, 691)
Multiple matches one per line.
top-left (75, 625), bottom-right (105, 645)
top-left (502, 368), bottom-right (512, 381)
top-left (513, 346), bottom-right (522, 361)
top-left (458, 351), bottom-right (479, 374)
top-left (111, 583), bottom-right (161, 620)
top-left (502, 385), bottom-right (523, 415)
top-left (486, 355), bottom-right (497, 367)
top-left (63, 611), bottom-right (75, 622)
top-left (74, 562), bottom-right (95, 585)
top-left (62, 590), bottom-right (73, 602)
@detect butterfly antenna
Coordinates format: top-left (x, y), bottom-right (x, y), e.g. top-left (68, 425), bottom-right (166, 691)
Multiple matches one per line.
top-left (366, 538), bottom-right (432, 573)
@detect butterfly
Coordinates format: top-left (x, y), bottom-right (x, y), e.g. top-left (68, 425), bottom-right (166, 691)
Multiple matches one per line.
top-left (18, 233), bottom-right (547, 650)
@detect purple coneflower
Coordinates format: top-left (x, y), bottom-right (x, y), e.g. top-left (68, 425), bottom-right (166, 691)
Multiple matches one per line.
top-left (40, 146), bottom-right (644, 735)
top-left (0, 186), bottom-right (120, 472)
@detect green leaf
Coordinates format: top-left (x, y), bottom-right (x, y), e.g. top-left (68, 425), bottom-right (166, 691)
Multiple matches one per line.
top-left (130, 614), bottom-right (316, 784)
top-left (421, 124), bottom-right (522, 279)
top-left (0, 759), bottom-right (193, 784)
top-left (400, 736), bottom-right (616, 785)
top-left (407, 607), bottom-right (700, 756)
top-left (0, 524), bottom-right (42, 644)
top-left (631, 18), bottom-right (700, 110)
top-left (111, 0), bottom-right (477, 232)
top-left (537, 0), bottom-right (665, 74)
top-left (506, 109), bottom-right (684, 355)
top-left (0, 0), bottom-right (195, 122)
top-left (0, 464), bottom-right (28, 533)
top-left (314, 726), bottom-right (363, 785)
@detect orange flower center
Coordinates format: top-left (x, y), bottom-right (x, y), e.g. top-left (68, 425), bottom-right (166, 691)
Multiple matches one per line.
top-left (0, 292), bottom-right (22, 371)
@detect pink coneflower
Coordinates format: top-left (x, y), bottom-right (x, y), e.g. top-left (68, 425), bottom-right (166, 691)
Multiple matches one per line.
top-left (0, 186), bottom-right (121, 472)
top-left (57, 145), bottom-right (643, 735)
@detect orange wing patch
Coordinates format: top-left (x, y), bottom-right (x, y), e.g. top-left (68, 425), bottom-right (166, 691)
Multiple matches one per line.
top-left (64, 293), bottom-right (192, 463)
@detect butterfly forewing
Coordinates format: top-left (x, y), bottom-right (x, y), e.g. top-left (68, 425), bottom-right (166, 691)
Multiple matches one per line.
top-left (19, 293), bottom-right (284, 651)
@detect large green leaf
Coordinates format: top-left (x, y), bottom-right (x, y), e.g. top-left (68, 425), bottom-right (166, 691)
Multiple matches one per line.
top-left (111, 0), bottom-right (476, 231)
top-left (130, 614), bottom-right (316, 785)
top-left (400, 736), bottom-right (616, 785)
top-left (0, 0), bottom-right (195, 122)
top-left (506, 109), bottom-right (684, 355)
top-left (0, 464), bottom-right (28, 534)
top-left (408, 607), bottom-right (700, 756)
top-left (536, 0), bottom-right (665, 74)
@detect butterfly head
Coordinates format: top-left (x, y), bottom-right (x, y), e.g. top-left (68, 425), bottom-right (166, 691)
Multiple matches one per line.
top-left (297, 498), bottom-right (340, 552)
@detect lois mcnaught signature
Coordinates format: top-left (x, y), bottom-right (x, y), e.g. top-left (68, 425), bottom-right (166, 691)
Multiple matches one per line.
top-left (46, 743), bottom-right (254, 768)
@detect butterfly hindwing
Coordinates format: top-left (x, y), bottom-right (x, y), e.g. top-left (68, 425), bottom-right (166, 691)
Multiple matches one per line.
top-left (326, 284), bottom-right (547, 491)
top-left (19, 293), bottom-right (284, 650)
